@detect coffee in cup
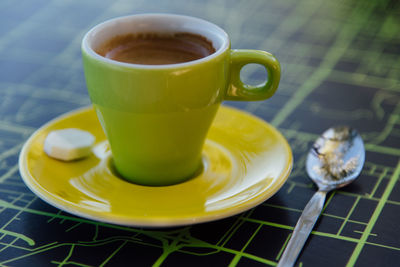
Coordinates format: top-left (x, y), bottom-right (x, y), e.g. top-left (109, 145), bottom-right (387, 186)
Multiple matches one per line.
top-left (95, 32), bottom-right (215, 65)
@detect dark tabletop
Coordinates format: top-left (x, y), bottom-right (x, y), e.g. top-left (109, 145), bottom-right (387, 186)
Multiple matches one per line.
top-left (0, 0), bottom-right (400, 266)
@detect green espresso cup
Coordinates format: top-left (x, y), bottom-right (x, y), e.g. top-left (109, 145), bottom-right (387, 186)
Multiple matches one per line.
top-left (82, 14), bottom-right (280, 186)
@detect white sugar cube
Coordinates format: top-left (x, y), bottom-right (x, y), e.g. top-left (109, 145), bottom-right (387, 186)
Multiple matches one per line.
top-left (44, 128), bottom-right (95, 161)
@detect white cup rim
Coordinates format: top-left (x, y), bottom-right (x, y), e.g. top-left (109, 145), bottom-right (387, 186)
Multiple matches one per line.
top-left (82, 13), bottom-right (230, 69)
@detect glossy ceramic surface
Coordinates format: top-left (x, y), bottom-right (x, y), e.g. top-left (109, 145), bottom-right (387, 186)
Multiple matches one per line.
top-left (19, 105), bottom-right (292, 227)
top-left (82, 14), bottom-right (281, 185)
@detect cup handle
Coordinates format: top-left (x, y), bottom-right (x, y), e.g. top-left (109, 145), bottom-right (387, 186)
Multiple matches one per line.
top-left (226, 49), bottom-right (281, 101)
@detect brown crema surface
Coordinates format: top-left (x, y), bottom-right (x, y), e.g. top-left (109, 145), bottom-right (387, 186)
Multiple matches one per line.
top-left (95, 32), bottom-right (216, 65)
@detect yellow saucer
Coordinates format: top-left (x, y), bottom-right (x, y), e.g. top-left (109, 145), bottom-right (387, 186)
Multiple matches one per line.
top-left (19, 105), bottom-right (292, 227)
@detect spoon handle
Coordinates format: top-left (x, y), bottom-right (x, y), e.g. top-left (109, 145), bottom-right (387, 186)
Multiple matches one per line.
top-left (277, 190), bottom-right (327, 267)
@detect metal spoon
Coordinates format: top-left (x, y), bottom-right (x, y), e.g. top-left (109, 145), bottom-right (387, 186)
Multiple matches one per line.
top-left (277, 126), bottom-right (365, 267)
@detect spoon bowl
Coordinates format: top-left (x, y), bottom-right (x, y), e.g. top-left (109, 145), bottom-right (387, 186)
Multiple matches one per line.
top-left (306, 126), bottom-right (365, 191)
top-left (277, 126), bottom-right (365, 267)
